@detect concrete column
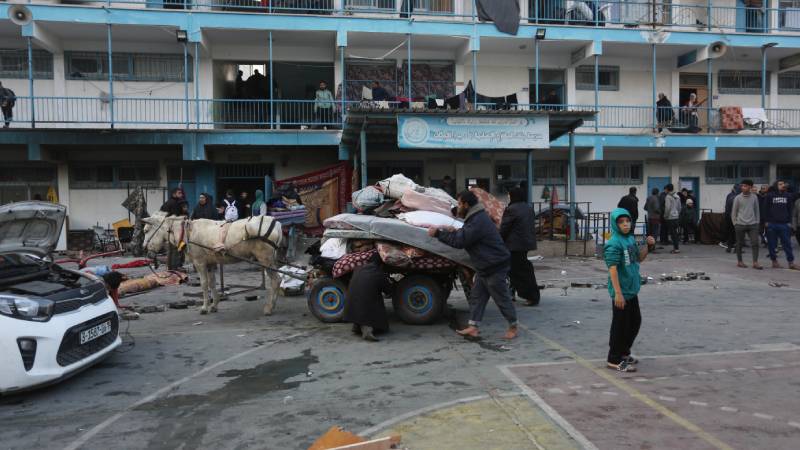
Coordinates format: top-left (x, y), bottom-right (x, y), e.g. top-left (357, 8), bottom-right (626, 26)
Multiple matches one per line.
top-left (57, 163), bottom-right (70, 250)
top-left (769, 71), bottom-right (779, 109)
top-left (566, 66), bottom-right (576, 105)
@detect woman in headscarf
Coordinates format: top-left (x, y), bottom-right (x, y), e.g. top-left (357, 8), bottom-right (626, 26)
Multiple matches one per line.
top-left (191, 193), bottom-right (219, 220)
top-left (251, 189), bottom-right (267, 216)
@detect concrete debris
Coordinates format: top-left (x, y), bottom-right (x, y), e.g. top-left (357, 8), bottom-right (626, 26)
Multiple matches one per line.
top-left (769, 281), bottom-right (789, 288)
top-left (120, 310), bottom-right (140, 320)
top-left (658, 272), bottom-right (710, 283)
top-left (134, 305), bottom-right (167, 314)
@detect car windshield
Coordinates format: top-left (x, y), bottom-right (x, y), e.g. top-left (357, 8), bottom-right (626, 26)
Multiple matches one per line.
top-left (0, 253), bottom-right (47, 282)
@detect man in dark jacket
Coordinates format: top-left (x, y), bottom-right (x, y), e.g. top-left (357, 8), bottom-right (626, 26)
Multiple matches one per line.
top-left (644, 188), bottom-right (662, 239)
top-left (343, 253), bottom-right (392, 342)
top-left (764, 180), bottom-right (799, 270)
top-left (501, 188), bottom-right (540, 306)
top-left (428, 191), bottom-right (518, 339)
top-left (159, 187), bottom-right (187, 270)
top-left (617, 187), bottom-right (639, 231)
top-left (160, 187), bottom-right (186, 217)
top-left (191, 193), bottom-right (220, 220)
top-left (658, 187), bottom-right (669, 244)
top-left (0, 81), bottom-right (16, 128)
top-left (722, 185), bottom-right (740, 252)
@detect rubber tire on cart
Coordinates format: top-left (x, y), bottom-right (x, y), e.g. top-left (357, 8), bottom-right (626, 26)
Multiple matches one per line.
top-left (307, 278), bottom-right (348, 323)
top-left (392, 275), bottom-right (444, 325)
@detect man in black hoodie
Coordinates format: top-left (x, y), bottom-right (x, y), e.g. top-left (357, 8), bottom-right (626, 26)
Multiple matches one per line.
top-left (721, 185), bottom-right (739, 252)
top-left (191, 193), bottom-right (220, 220)
top-left (429, 191), bottom-right (518, 340)
top-left (501, 187), bottom-right (539, 306)
top-left (764, 180), bottom-right (799, 270)
top-left (617, 187), bottom-right (639, 232)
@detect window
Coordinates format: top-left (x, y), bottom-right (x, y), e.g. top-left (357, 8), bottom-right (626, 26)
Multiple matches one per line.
top-left (69, 163), bottom-right (160, 188)
top-left (367, 161), bottom-right (423, 186)
top-left (718, 70), bottom-right (769, 95)
top-left (495, 161), bottom-right (567, 187)
top-left (0, 49), bottom-right (54, 79)
top-left (65, 52), bottom-right (192, 82)
top-left (577, 162), bottom-right (643, 185)
top-left (779, 71), bottom-right (800, 94)
top-left (534, 161), bottom-right (567, 185)
top-left (705, 161), bottom-right (769, 184)
top-left (779, 0), bottom-right (800, 29)
top-left (576, 65), bottom-right (619, 91)
top-left (345, 0), bottom-right (395, 9)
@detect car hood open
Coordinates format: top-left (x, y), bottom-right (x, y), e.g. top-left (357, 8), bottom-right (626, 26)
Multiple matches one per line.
top-left (0, 201), bottom-right (66, 257)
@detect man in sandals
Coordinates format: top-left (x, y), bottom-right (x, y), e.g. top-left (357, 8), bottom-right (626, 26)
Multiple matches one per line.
top-left (605, 208), bottom-right (656, 373)
top-left (732, 179), bottom-right (763, 270)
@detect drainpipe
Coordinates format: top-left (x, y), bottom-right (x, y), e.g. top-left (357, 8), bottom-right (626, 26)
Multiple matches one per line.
top-left (195, 41), bottom-right (200, 130)
top-left (107, 24), bottom-right (114, 129)
top-left (527, 150), bottom-right (534, 204)
top-left (568, 130), bottom-right (577, 240)
top-left (27, 36), bottom-right (35, 128)
top-left (594, 53), bottom-right (599, 131)
top-left (652, 43), bottom-right (657, 131)
top-left (407, 33), bottom-right (412, 104)
top-left (269, 31), bottom-right (274, 130)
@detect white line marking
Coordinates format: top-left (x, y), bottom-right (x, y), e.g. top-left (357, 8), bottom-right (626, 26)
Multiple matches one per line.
top-left (659, 396), bottom-right (676, 402)
top-left (769, 364), bottom-right (785, 368)
top-left (591, 383), bottom-right (607, 389)
top-left (695, 371), bottom-right (709, 375)
top-left (547, 388), bottom-right (566, 394)
top-left (788, 421), bottom-right (800, 429)
top-left (502, 344), bottom-right (800, 370)
top-left (654, 376), bottom-right (670, 381)
top-left (753, 413), bottom-right (774, 420)
top-left (690, 401), bottom-right (709, 407)
top-left (568, 385), bottom-right (584, 390)
top-left (359, 394), bottom-right (491, 437)
top-left (577, 390), bottom-right (591, 395)
top-left (733, 368), bottom-right (748, 372)
top-left (680, 374), bottom-right (692, 378)
top-left (499, 365), bottom-right (600, 450)
top-left (753, 366), bottom-right (766, 370)
top-left (634, 377), bottom-right (648, 382)
top-left (720, 407), bottom-right (739, 413)
top-left (712, 369), bottom-right (728, 373)
top-left (64, 332), bottom-right (309, 450)
top-left (601, 391), bottom-right (619, 396)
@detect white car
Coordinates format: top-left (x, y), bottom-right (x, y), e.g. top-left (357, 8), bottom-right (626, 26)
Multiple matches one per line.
top-left (0, 201), bottom-right (121, 394)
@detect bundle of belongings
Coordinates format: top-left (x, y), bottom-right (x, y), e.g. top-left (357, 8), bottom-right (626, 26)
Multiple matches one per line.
top-left (268, 183), bottom-right (307, 226)
top-left (309, 174), bottom-right (508, 280)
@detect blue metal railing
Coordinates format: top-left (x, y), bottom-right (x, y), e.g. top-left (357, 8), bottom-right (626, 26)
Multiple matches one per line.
top-left (21, 1), bottom-right (800, 33)
top-left (4, 97), bottom-right (800, 132)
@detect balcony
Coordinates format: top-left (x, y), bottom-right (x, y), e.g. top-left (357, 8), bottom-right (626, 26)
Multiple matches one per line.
top-left (3, 97), bottom-right (799, 136)
top-left (17, 0), bottom-right (800, 34)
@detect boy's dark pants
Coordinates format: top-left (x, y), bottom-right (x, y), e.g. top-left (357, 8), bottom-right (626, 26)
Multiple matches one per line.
top-left (608, 296), bottom-right (641, 364)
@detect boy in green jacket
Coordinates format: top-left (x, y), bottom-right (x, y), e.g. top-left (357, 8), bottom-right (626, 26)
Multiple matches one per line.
top-left (605, 208), bottom-right (655, 372)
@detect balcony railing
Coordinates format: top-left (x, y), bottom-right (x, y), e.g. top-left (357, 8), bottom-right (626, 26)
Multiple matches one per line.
top-left (21, 0), bottom-right (800, 33)
top-left (4, 97), bottom-right (799, 134)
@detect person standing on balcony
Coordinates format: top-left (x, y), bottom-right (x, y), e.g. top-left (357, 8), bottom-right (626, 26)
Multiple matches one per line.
top-left (656, 93), bottom-right (673, 133)
top-left (644, 188), bottom-right (662, 242)
top-left (764, 180), bottom-right (799, 270)
top-left (0, 82), bottom-right (16, 128)
top-left (731, 179), bottom-right (762, 270)
top-left (371, 81), bottom-right (390, 102)
top-left (617, 187), bottom-right (639, 234)
top-left (314, 80), bottom-right (335, 130)
top-left (501, 187), bottom-right (540, 307)
top-left (540, 89), bottom-right (562, 111)
top-left (664, 184), bottom-right (682, 254)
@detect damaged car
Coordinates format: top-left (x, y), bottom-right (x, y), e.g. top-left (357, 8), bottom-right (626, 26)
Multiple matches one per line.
top-left (0, 201), bottom-right (121, 394)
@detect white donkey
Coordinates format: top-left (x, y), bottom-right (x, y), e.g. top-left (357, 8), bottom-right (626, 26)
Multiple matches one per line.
top-left (143, 212), bottom-right (283, 315)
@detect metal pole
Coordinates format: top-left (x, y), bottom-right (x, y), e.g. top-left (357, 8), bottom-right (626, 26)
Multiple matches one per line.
top-left (195, 41), bottom-right (200, 130)
top-left (472, 50), bottom-right (478, 107)
top-left (707, 58), bottom-right (713, 131)
top-left (594, 53), bottom-right (599, 131)
top-left (27, 37), bottom-right (35, 128)
top-left (568, 131), bottom-right (577, 240)
top-left (269, 31), bottom-right (274, 130)
top-left (706, 0), bottom-right (711, 31)
top-left (340, 46), bottom-right (345, 127)
top-left (407, 34), bottom-right (412, 104)
top-left (184, 42), bottom-right (189, 129)
top-left (652, 43), bottom-right (657, 131)
top-left (761, 45), bottom-right (767, 134)
top-left (526, 150), bottom-right (534, 204)
top-left (360, 126), bottom-right (368, 189)
top-left (107, 24), bottom-right (114, 129)
top-left (535, 38), bottom-right (539, 108)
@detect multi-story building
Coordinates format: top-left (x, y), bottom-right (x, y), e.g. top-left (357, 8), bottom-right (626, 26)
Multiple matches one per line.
top-left (2, 1), bottom-right (800, 241)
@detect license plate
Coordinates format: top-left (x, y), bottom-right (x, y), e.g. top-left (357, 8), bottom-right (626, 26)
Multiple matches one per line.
top-left (80, 321), bottom-right (112, 345)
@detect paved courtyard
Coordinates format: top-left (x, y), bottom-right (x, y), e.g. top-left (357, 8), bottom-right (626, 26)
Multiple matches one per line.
top-left (1, 243), bottom-right (799, 450)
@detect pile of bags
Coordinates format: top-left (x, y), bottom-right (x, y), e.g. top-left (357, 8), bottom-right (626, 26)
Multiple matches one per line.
top-left (351, 174), bottom-right (460, 228)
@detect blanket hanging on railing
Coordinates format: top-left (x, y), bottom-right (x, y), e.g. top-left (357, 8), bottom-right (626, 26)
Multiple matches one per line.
top-left (477, 0), bottom-right (521, 35)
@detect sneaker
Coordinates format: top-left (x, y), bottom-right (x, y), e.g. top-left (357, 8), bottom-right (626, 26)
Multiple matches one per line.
top-left (718, 242), bottom-right (728, 249)
top-left (623, 355), bottom-right (639, 365)
top-left (607, 360), bottom-right (637, 372)
top-left (671, 249), bottom-right (681, 254)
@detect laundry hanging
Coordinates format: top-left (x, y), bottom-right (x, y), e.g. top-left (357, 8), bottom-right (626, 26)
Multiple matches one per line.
top-left (476, 0), bottom-right (521, 35)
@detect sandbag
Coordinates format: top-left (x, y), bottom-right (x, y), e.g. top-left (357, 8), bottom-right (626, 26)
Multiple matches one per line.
top-left (352, 186), bottom-right (384, 212)
top-left (470, 187), bottom-right (505, 228)
top-left (397, 211), bottom-right (464, 229)
top-left (320, 238), bottom-right (347, 260)
top-left (377, 174), bottom-right (418, 199)
top-left (400, 190), bottom-right (455, 217)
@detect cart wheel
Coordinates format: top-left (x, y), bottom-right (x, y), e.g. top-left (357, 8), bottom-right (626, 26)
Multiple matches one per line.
top-left (392, 275), bottom-right (443, 325)
top-left (307, 278), bottom-right (347, 323)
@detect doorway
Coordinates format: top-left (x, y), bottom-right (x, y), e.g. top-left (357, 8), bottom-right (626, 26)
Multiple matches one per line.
top-left (679, 177), bottom-right (700, 221)
top-left (530, 69), bottom-right (566, 105)
top-left (647, 176), bottom-right (671, 197)
top-left (679, 73), bottom-right (709, 131)
top-left (215, 163), bottom-right (274, 210)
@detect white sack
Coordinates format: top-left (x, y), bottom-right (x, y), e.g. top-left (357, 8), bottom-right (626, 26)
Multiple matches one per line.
top-left (397, 211), bottom-right (464, 229)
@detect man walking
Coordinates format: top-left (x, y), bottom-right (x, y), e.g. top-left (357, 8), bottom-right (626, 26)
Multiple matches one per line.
top-left (663, 184), bottom-right (682, 254)
top-left (731, 179), bottom-right (762, 270)
top-left (764, 180), bottom-right (799, 270)
top-left (428, 191), bottom-right (518, 339)
top-left (500, 187), bottom-right (540, 306)
top-left (644, 188), bottom-right (662, 241)
top-left (0, 81), bottom-right (16, 128)
top-left (617, 187), bottom-right (639, 233)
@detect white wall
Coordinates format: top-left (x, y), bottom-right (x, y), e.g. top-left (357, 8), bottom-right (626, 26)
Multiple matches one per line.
top-left (68, 188), bottom-right (165, 230)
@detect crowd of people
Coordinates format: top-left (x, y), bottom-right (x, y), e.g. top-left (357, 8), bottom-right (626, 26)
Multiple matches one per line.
top-left (621, 184), bottom-right (698, 254)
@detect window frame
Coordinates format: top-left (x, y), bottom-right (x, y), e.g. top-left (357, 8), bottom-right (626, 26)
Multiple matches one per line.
top-left (576, 65), bottom-right (620, 91)
top-left (778, 71), bottom-right (800, 95)
top-left (718, 70), bottom-right (770, 95)
top-left (705, 161), bottom-right (770, 185)
top-left (69, 162), bottom-right (161, 189)
top-left (576, 162), bottom-right (643, 185)
top-left (0, 49), bottom-right (54, 80)
top-left (65, 51), bottom-right (193, 82)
